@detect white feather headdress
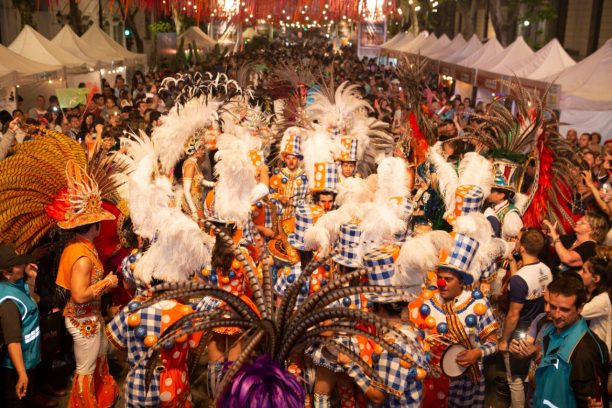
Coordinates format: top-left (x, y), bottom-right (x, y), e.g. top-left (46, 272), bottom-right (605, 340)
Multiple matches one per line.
top-left (213, 134), bottom-right (257, 226)
top-left (152, 96), bottom-right (220, 174)
top-left (393, 230), bottom-right (454, 292)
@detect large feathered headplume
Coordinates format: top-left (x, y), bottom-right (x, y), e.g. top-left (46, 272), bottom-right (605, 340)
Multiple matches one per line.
top-left (155, 72), bottom-right (250, 174)
top-left (456, 78), bottom-right (579, 232)
top-left (122, 131), bottom-right (214, 284)
top-left (306, 81), bottom-right (371, 131)
top-left (396, 55), bottom-right (436, 145)
top-left (0, 127), bottom-right (127, 253)
top-left (129, 220), bottom-right (428, 407)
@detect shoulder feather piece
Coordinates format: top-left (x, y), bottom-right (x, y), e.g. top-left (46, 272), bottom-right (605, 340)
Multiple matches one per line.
top-left (123, 131), bottom-right (214, 283)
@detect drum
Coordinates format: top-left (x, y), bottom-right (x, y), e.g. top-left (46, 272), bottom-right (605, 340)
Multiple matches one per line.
top-left (440, 344), bottom-right (469, 378)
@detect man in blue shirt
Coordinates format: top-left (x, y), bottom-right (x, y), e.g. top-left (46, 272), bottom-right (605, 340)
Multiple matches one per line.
top-left (533, 273), bottom-right (609, 408)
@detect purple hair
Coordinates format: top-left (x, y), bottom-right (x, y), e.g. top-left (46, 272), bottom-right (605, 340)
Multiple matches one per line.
top-left (217, 355), bottom-right (305, 408)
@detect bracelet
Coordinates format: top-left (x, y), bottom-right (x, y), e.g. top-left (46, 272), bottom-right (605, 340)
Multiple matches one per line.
top-left (553, 238), bottom-right (560, 244)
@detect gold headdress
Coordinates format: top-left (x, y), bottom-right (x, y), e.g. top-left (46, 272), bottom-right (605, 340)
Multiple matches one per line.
top-left (0, 128), bottom-right (121, 253)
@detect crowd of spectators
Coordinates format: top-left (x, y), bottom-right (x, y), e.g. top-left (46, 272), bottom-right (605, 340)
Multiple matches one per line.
top-left (0, 37), bottom-right (610, 407)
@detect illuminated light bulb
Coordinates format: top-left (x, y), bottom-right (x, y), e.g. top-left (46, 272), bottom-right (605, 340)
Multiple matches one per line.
top-left (415, 6), bottom-right (421, 11)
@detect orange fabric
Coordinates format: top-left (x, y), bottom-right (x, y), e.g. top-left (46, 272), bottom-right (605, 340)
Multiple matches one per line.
top-left (93, 356), bottom-right (119, 408)
top-left (157, 302), bottom-right (203, 407)
top-left (67, 374), bottom-right (97, 408)
top-left (56, 237), bottom-right (104, 290)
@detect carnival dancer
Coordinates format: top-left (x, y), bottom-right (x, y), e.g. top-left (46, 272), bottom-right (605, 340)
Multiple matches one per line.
top-left (485, 164), bottom-right (524, 241)
top-left (270, 128), bottom-right (308, 218)
top-left (0, 127), bottom-right (127, 408)
top-left (409, 218), bottom-right (499, 407)
top-left (337, 136), bottom-right (361, 184)
top-left (307, 222), bottom-right (367, 408)
top-left (55, 164), bottom-right (120, 408)
top-left (181, 133), bottom-right (207, 226)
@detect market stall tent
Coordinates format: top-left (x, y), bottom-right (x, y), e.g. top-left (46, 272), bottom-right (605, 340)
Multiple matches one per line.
top-left (440, 34), bottom-right (483, 63)
top-left (52, 25), bottom-right (123, 69)
top-left (511, 39), bottom-right (575, 80)
top-left (427, 34), bottom-right (466, 60)
top-left (399, 32), bottom-right (436, 54)
top-left (479, 36), bottom-right (534, 73)
top-left (179, 26), bottom-right (217, 49)
top-left (458, 38), bottom-right (504, 69)
top-left (421, 34), bottom-right (450, 57)
top-left (0, 44), bottom-right (63, 87)
top-left (386, 31), bottom-right (416, 51)
top-left (81, 25), bottom-right (146, 66)
top-left (380, 31), bottom-right (406, 49)
top-left (553, 39), bottom-right (612, 137)
top-left (9, 25), bottom-right (89, 73)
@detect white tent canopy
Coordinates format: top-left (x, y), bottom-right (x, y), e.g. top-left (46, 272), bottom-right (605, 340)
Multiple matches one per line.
top-left (428, 34), bottom-right (466, 60)
top-left (421, 34), bottom-right (451, 57)
top-left (550, 39), bottom-right (612, 111)
top-left (399, 32), bottom-right (436, 54)
top-left (480, 36), bottom-right (533, 73)
top-left (441, 34), bottom-right (482, 63)
top-left (380, 31), bottom-right (405, 49)
top-left (511, 38), bottom-right (575, 80)
top-left (0, 44), bottom-right (63, 87)
top-left (52, 25), bottom-right (123, 69)
top-left (81, 25), bottom-right (146, 66)
top-left (387, 32), bottom-right (415, 51)
top-left (458, 38), bottom-right (504, 68)
top-left (179, 26), bottom-right (217, 49)
top-left (9, 25), bottom-right (88, 72)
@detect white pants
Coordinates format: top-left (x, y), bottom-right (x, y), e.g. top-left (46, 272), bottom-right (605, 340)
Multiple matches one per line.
top-left (503, 352), bottom-right (526, 408)
top-left (65, 317), bottom-right (107, 376)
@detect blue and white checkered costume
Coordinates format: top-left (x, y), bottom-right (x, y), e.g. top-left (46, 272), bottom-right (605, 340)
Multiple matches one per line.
top-left (332, 223), bottom-right (363, 267)
top-left (345, 325), bottom-right (424, 407)
top-left (106, 301), bottom-right (198, 407)
top-left (460, 185), bottom-right (484, 215)
top-left (440, 233), bottom-right (479, 284)
top-left (423, 290), bottom-right (499, 407)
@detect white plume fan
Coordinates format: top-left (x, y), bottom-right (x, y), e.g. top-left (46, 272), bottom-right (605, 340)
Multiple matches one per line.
top-left (393, 230), bottom-right (454, 292)
top-left (426, 142), bottom-right (458, 216)
top-left (152, 96), bottom-right (220, 174)
top-left (375, 157), bottom-right (410, 201)
top-left (213, 134), bottom-right (257, 227)
top-left (458, 152), bottom-right (494, 199)
top-left (124, 132), bottom-right (214, 283)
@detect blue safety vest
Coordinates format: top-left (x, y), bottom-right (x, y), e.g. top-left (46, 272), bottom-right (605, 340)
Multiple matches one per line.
top-left (532, 318), bottom-right (604, 408)
top-left (0, 279), bottom-right (41, 370)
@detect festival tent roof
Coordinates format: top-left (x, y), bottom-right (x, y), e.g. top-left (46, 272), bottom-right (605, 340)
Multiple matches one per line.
top-left (9, 25), bottom-right (88, 72)
top-left (427, 34), bottom-right (466, 60)
top-left (440, 34), bottom-right (482, 63)
top-left (380, 31), bottom-right (405, 49)
top-left (457, 38), bottom-right (504, 68)
top-left (0, 44), bottom-right (63, 87)
top-left (81, 25), bottom-right (146, 66)
top-left (398, 32), bottom-right (436, 54)
top-left (511, 39), bottom-right (575, 80)
top-left (52, 25), bottom-right (122, 68)
top-left (552, 39), bottom-right (612, 111)
top-left (387, 32), bottom-right (415, 51)
top-left (179, 26), bottom-right (217, 48)
top-left (479, 36), bottom-right (534, 73)
top-left (421, 34), bottom-right (451, 57)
